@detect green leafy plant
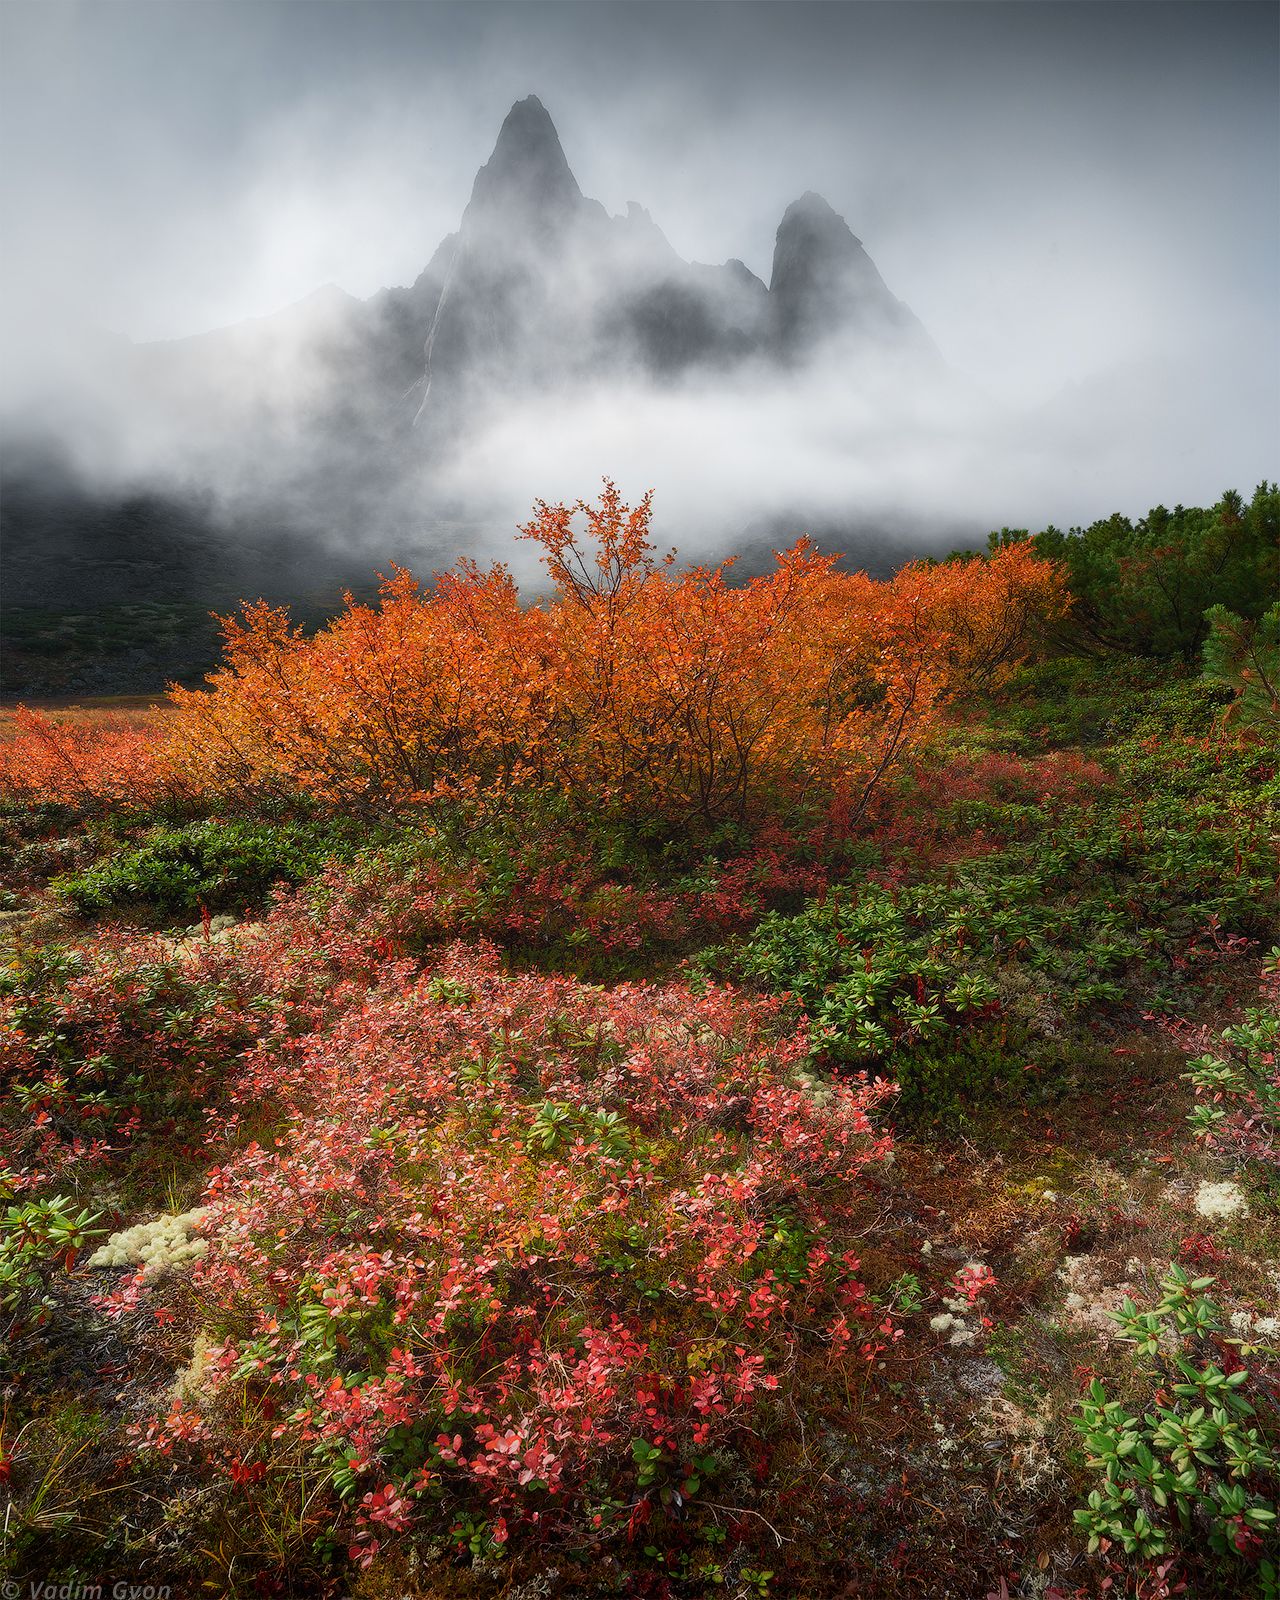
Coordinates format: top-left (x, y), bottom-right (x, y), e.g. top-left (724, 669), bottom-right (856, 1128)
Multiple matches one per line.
top-left (0, 1196), bottom-right (103, 1333)
top-left (1186, 1004), bottom-right (1280, 1177)
top-left (884, 1271), bottom-right (925, 1315)
top-left (52, 816), bottom-right (362, 916)
top-left (1073, 1266), bottom-right (1278, 1575)
top-left (526, 1098), bottom-right (633, 1157)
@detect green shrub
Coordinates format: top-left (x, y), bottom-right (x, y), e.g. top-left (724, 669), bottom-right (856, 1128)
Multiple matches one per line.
top-left (1073, 1266), bottom-right (1278, 1586)
top-left (1186, 1001), bottom-right (1280, 1179)
top-left (726, 736), bottom-right (1278, 1104)
top-left (882, 1025), bottom-right (1025, 1127)
top-left (739, 803), bottom-right (1273, 1044)
top-left (52, 817), bottom-right (362, 916)
top-left (0, 1195), bottom-right (103, 1337)
top-left (987, 656), bottom-right (1179, 749)
top-left (992, 484), bottom-right (1279, 662)
top-left (0, 938), bottom-right (257, 1181)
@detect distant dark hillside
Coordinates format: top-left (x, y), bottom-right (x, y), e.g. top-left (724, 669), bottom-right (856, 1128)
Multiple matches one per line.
top-left (0, 449), bottom-right (378, 695)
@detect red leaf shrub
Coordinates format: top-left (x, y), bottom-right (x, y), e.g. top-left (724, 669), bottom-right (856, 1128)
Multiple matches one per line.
top-left (116, 935), bottom-right (896, 1562)
top-left (0, 705), bottom-right (179, 809)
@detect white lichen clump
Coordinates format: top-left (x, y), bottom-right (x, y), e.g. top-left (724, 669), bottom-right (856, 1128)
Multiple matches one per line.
top-left (171, 1331), bottom-right (216, 1401)
top-left (1229, 1310), bottom-right (1280, 1342)
top-left (1059, 1254), bottom-right (1126, 1338)
top-left (1057, 1253), bottom-right (1164, 1343)
top-left (1059, 1253), bottom-right (1103, 1317)
top-left (793, 1065), bottom-right (834, 1108)
top-left (976, 1396), bottom-right (1059, 1490)
top-left (87, 1207), bottom-right (209, 1280)
top-left (1194, 1179), bottom-right (1249, 1222)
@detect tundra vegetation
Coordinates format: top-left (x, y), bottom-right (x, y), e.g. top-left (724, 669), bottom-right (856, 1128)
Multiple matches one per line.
top-left (1, 483), bottom-right (1277, 1599)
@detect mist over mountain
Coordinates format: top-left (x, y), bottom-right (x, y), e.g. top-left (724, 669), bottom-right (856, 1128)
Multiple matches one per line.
top-left (1, 54), bottom-right (1275, 694)
top-left (1, 94), bottom-right (966, 691)
top-left (409, 97), bottom-right (935, 422)
top-left (5, 95), bottom-right (939, 550)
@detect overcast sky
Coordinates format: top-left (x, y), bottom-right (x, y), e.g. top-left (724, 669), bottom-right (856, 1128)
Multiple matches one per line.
top-left (0, 0), bottom-right (1275, 529)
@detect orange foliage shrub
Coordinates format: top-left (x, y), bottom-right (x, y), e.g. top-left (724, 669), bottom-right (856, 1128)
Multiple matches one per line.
top-left (163, 484), bottom-right (1065, 820)
top-left (164, 561), bottom-right (557, 808)
top-left (7, 487), bottom-right (1065, 821)
top-left (530, 496), bottom-right (966, 819)
top-left (0, 705), bottom-right (178, 808)
top-left (907, 546), bottom-right (1073, 695)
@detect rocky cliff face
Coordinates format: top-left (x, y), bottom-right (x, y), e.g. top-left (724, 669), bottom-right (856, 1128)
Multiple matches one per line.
top-left (403, 96), bottom-right (927, 432)
top-left (407, 96), bottom-right (781, 431)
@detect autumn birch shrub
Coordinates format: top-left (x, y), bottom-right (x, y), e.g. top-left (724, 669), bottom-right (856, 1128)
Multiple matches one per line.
top-left (165, 562), bottom-right (556, 811)
top-left (159, 483), bottom-right (1065, 825)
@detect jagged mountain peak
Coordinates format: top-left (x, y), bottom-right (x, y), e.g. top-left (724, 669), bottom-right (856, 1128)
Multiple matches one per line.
top-left (409, 101), bottom-right (933, 419)
top-left (120, 96), bottom-right (932, 450)
top-left (772, 192), bottom-right (864, 269)
top-left (782, 190), bottom-right (840, 220)
top-left (769, 189), bottom-right (923, 356)
top-left (466, 95), bottom-right (582, 226)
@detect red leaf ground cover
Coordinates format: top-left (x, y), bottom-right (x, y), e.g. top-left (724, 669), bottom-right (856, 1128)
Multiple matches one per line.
top-left (3, 884), bottom-right (897, 1569)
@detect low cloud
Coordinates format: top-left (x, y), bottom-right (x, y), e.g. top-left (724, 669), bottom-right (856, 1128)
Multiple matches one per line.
top-left (1, 2), bottom-right (1275, 593)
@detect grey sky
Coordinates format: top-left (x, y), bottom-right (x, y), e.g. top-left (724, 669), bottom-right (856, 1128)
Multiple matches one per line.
top-left (0, 0), bottom-right (1276, 531)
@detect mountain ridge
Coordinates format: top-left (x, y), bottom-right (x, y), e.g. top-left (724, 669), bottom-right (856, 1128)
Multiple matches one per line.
top-left (403, 94), bottom-right (931, 427)
top-left (109, 94), bottom-right (928, 435)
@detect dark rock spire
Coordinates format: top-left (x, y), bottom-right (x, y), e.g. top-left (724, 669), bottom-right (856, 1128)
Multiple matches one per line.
top-left (464, 94), bottom-right (583, 234)
top-left (769, 190), bottom-right (926, 355)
